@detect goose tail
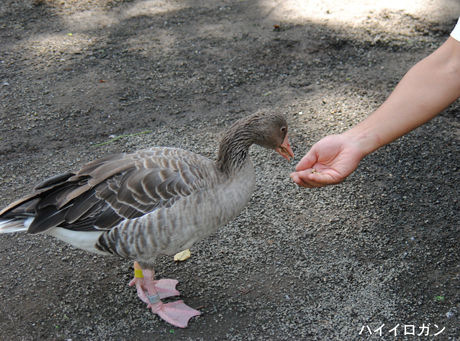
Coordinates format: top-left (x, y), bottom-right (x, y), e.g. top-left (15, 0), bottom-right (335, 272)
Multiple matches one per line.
top-left (0, 217), bottom-right (33, 234)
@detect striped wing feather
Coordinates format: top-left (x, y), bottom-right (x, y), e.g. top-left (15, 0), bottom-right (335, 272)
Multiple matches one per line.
top-left (1, 148), bottom-right (215, 234)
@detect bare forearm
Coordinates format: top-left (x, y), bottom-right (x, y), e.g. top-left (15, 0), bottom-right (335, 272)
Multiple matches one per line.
top-left (343, 37), bottom-right (460, 157)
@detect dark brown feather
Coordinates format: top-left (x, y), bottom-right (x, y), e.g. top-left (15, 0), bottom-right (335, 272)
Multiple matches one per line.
top-left (28, 206), bottom-right (67, 233)
top-left (64, 191), bottom-right (100, 223)
top-left (0, 148), bottom-right (216, 235)
top-left (34, 172), bottom-right (74, 190)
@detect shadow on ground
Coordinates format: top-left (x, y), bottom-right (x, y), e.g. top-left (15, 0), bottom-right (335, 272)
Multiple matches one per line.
top-left (0, 0), bottom-right (458, 340)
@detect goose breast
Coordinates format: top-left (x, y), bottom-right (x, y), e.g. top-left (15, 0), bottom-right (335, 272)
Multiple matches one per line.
top-left (99, 158), bottom-right (255, 261)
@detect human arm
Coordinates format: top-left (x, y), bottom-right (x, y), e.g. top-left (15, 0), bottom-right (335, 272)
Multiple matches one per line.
top-left (291, 36), bottom-right (460, 188)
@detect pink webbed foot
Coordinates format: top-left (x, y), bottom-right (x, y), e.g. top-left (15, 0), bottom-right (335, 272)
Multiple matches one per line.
top-left (129, 262), bottom-right (200, 328)
top-left (129, 277), bottom-right (180, 302)
top-left (149, 298), bottom-right (201, 328)
top-left (154, 279), bottom-right (180, 299)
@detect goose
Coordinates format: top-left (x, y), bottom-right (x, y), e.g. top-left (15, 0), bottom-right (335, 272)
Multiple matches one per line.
top-left (0, 112), bottom-right (294, 328)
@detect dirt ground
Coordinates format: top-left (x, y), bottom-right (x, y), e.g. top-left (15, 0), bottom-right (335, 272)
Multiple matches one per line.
top-left (0, 0), bottom-right (459, 340)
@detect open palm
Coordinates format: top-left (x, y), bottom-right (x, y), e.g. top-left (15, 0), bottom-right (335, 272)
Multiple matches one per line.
top-left (290, 134), bottom-right (365, 188)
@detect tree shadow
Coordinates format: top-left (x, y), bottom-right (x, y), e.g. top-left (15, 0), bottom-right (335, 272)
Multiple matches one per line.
top-left (0, 0), bottom-right (458, 339)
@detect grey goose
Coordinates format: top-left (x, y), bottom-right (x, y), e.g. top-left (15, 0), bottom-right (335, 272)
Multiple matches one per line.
top-left (0, 112), bottom-right (294, 328)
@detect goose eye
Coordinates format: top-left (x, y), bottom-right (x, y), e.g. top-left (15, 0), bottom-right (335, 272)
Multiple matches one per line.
top-left (280, 126), bottom-right (287, 134)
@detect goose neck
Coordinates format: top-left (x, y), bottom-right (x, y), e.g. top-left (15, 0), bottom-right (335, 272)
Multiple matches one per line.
top-left (216, 128), bottom-right (255, 173)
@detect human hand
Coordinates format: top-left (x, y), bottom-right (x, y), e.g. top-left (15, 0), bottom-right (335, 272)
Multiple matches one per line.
top-left (290, 134), bottom-right (365, 188)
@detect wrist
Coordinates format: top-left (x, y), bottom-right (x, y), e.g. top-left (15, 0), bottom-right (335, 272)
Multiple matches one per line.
top-left (341, 127), bottom-right (382, 158)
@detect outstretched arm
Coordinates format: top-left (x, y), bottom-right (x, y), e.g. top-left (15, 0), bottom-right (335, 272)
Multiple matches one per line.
top-left (291, 36), bottom-right (460, 188)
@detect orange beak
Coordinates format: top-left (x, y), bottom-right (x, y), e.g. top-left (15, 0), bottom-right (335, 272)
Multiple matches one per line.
top-left (275, 135), bottom-right (294, 161)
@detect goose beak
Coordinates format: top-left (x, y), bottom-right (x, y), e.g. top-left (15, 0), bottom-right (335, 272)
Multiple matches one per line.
top-left (275, 135), bottom-right (294, 161)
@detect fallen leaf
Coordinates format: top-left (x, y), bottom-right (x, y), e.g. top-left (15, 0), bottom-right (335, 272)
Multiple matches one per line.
top-left (435, 295), bottom-right (445, 302)
top-left (174, 249), bottom-right (191, 262)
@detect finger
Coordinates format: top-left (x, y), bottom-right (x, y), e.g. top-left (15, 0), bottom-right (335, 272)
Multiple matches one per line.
top-left (129, 278), bottom-right (136, 286)
top-left (290, 172), bottom-right (319, 188)
top-left (303, 178), bottom-right (326, 188)
top-left (299, 169), bottom-right (342, 186)
top-left (295, 170), bottom-right (338, 187)
top-left (290, 172), bottom-right (306, 186)
top-left (295, 149), bottom-right (317, 172)
top-left (297, 170), bottom-right (331, 185)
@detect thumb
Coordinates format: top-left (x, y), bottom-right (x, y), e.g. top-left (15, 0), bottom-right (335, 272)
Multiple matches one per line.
top-left (295, 149), bottom-right (317, 171)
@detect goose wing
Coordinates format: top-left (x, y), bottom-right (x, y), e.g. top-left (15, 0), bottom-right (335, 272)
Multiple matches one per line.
top-left (0, 148), bottom-right (216, 234)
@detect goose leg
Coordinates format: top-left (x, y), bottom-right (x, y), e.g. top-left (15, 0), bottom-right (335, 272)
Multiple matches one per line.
top-left (129, 262), bottom-right (201, 328)
top-left (129, 261), bottom-right (180, 300)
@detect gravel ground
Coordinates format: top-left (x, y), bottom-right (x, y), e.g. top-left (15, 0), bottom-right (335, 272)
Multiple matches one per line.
top-left (0, 0), bottom-right (459, 340)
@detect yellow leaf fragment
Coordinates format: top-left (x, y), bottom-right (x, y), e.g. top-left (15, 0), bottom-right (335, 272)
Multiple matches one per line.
top-left (174, 249), bottom-right (191, 262)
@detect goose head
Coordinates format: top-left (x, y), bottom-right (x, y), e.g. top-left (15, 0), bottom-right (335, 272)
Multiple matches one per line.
top-left (217, 113), bottom-right (294, 172)
top-left (246, 113), bottom-right (294, 161)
